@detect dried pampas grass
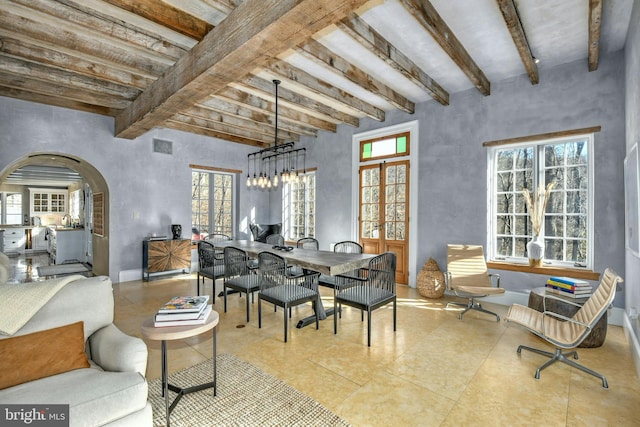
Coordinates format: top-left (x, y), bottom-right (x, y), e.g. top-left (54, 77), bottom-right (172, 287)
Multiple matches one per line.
top-left (522, 182), bottom-right (554, 236)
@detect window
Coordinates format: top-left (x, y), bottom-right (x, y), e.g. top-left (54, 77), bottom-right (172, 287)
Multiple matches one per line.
top-left (360, 132), bottom-right (409, 162)
top-left (1, 193), bottom-right (23, 225)
top-left (192, 170), bottom-right (235, 238)
top-left (282, 172), bottom-right (315, 240)
top-left (488, 134), bottom-right (594, 268)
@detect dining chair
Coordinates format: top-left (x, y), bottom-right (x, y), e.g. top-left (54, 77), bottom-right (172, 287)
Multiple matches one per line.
top-left (257, 251), bottom-right (320, 343)
top-left (196, 240), bottom-right (224, 298)
top-left (223, 246), bottom-right (260, 322)
top-left (206, 233), bottom-right (232, 242)
top-left (334, 252), bottom-right (397, 347)
top-left (445, 244), bottom-right (504, 321)
top-left (265, 234), bottom-right (285, 246)
top-left (296, 237), bottom-right (319, 250)
top-left (505, 268), bottom-right (623, 388)
top-left (319, 240), bottom-right (364, 289)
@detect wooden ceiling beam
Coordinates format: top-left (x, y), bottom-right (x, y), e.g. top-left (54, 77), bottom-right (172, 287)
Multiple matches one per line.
top-left (11, 0), bottom-right (188, 60)
top-left (101, 0), bottom-right (214, 41)
top-left (496, 0), bottom-right (539, 85)
top-left (265, 59), bottom-right (385, 121)
top-left (0, 86), bottom-right (120, 116)
top-left (0, 7), bottom-right (170, 77)
top-left (397, 0), bottom-right (490, 96)
top-left (296, 39), bottom-right (415, 113)
top-left (197, 97), bottom-right (322, 136)
top-left (337, 13), bottom-right (449, 105)
top-left (588, 0), bottom-right (603, 72)
top-left (165, 120), bottom-right (267, 147)
top-left (114, 0), bottom-right (370, 139)
top-left (180, 106), bottom-right (302, 140)
top-left (0, 36), bottom-right (155, 90)
top-left (240, 75), bottom-right (360, 127)
top-left (171, 113), bottom-right (298, 143)
top-left (214, 87), bottom-right (338, 132)
top-left (0, 55), bottom-right (141, 100)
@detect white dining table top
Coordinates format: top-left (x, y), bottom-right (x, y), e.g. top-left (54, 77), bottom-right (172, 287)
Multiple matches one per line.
top-left (214, 240), bottom-right (374, 276)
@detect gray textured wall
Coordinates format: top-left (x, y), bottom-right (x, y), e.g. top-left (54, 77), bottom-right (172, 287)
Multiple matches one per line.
top-left (311, 52), bottom-right (626, 307)
top-left (625, 1), bottom-right (640, 326)
top-left (0, 99), bottom-right (268, 282)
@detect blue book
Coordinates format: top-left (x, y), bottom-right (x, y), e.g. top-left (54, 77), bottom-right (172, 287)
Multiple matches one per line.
top-left (549, 276), bottom-right (588, 286)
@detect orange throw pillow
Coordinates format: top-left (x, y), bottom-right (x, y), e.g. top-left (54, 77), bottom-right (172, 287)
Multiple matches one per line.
top-left (0, 321), bottom-right (90, 390)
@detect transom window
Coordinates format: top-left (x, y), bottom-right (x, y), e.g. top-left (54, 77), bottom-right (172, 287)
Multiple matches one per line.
top-left (488, 134), bottom-right (594, 268)
top-left (360, 132), bottom-right (409, 161)
top-left (192, 170), bottom-right (235, 239)
top-left (282, 171), bottom-right (315, 240)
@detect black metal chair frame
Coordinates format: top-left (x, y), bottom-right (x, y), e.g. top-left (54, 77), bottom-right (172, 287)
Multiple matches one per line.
top-left (334, 252), bottom-right (397, 347)
top-left (197, 240), bottom-right (225, 298)
top-left (257, 251), bottom-right (320, 343)
top-left (223, 246), bottom-right (261, 322)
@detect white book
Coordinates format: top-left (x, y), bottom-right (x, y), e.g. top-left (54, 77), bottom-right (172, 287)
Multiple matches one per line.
top-left (155, 303), bottom-right (207, 321)
top-left (154, 305), bottom-right (212, 327)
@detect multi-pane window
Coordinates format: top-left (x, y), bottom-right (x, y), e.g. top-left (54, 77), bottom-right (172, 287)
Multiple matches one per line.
top-left (282, 172), bottom-right (315, 240)
top-left (488, 134), bottom-right (593, 268)
top-left (1, 193), bottom-right (23, 225)
top-left (192, 171), bottom-right (234, 238)
top-left (360, 132), bottom-right (409, 161)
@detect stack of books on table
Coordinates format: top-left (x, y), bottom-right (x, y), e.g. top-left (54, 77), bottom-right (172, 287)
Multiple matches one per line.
top-left (545, 276), bottom-right (593, 298)
top-left (154, 295), bottom-right (212, 327)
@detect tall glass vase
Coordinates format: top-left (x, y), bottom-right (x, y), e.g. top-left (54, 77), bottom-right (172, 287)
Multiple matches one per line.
top-left (527, 235), bottom-right (544, 267)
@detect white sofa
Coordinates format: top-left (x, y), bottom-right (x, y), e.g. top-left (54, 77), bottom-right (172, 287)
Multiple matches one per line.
top-left (0, 265), bottom-right (152, 426)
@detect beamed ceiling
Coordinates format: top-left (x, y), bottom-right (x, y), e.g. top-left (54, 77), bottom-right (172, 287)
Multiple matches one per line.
top-left (0, 0), bottom-right (633, 147)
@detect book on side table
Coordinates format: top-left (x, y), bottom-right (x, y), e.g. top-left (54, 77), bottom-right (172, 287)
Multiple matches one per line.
top-left (154, 295), bottom-right (212, 327)
top-left (545, 276), bottom-right (593, 299)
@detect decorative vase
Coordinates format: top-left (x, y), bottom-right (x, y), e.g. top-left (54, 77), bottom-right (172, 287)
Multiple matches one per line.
top-left (171, 224), bottom-right (182, 240)
top-left (417, 258), bottom-right (445, 299)
top-left (527, 235), bottom-right (544, 267)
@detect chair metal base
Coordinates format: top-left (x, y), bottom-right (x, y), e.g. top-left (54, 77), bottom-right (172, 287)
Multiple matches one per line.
top-left (517, 345), bottom-right (608, 388)
top-left (447, 298), bottom-right (500, 321)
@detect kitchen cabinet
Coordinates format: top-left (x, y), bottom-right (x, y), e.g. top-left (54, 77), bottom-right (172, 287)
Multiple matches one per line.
top-left (142, 238), bottom-right (191, 280)
top-left (4, 227), bottom-right (26, 253)
top-left (31, 226), bottom-right (48, 251)
top-left (29, 189), bottom-right (68, 214)
top-left (48, 227), bottom-right (85, 264)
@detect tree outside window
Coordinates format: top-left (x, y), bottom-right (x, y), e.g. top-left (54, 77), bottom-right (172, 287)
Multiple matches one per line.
top-left (283, 172), bottom-right (315, 240)
top-left (192, 171), bottom-right (234, 239)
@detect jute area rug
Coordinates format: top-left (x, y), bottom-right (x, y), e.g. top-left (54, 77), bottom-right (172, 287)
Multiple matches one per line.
top-left (148, 353), bottom-right (351, 427)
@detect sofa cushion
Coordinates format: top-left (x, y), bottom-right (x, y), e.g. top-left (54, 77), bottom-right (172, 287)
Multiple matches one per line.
top-left (0, 365), bottom-right (149, 426)
top-left (0, 321), bottom-right (89, 390)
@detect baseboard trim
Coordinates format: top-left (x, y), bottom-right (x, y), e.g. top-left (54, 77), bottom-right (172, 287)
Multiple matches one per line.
top-left (118, 269), bottom-right (142, 283)
top-left (623, 314), bottom-right (640, 380)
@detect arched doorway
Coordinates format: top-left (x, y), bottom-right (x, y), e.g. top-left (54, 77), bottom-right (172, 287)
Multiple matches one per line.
top-left (0, 153), bottom-right (110, 276)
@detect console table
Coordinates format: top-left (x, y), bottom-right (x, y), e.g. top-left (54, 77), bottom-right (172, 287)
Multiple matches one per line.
top-left (142, 238), bottom-right (191, 280)
top-left (527, 287), bottom-right (607, 348)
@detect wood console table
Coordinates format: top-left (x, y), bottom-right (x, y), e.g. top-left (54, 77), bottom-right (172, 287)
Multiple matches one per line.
top-left (142, 238), bottom-right (191, 280)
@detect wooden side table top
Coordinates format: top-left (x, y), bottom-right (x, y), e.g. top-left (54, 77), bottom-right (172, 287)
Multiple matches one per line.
top-left (141, 308), bottom-right (219, 341)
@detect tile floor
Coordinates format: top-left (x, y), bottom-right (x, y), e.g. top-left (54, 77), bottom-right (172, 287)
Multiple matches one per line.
top-left (9, 255), bottom-right (640, 426)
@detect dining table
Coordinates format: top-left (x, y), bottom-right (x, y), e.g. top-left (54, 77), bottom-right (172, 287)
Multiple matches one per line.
top-left (214, 239), bottom-right (375, 328)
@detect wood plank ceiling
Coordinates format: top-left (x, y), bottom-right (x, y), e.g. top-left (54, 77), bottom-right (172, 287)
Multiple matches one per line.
top-left (0, 0), bottom-right (633, 147)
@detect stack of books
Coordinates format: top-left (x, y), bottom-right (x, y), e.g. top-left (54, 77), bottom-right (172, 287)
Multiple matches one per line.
top-left (545, 276), bottom-right (593, 298)
top-left (154, 295), bottom-right (212, 327)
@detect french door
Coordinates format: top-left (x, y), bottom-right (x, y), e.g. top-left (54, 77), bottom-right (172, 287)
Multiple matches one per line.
top-left (359, 160), bottom-right (409, 284)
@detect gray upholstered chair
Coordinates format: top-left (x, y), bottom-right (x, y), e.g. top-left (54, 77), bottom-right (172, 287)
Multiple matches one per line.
top-left (223, 246), bottom-right (260, 322)
top-left (257, 251), bottom-right (320, 343)
top-left (445, 244), bottom-right (504, 320)
top-left (334, 252), bottom-right (397, 347)
top-left (249, 223), bottom-right (282, 243)
top-left (505, 268), bottom-right (623, 388)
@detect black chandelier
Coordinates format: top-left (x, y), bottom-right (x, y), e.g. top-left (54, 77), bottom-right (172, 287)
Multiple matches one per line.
top-left (246, 80), bottom-right (306, 189)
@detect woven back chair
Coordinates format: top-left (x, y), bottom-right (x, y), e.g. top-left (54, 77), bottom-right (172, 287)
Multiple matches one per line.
top-left (334, 241), bottom-right (363, 253)
top-left (223, 247), bottom-right (260, 322)
top-left (506, 268), bottom-right (623, 388)
top-left (334, 252), bottom-right (397, 346)
top-left (197, 240), bottom-right (225, 297)
top-left (297, 237), bottom-right (319, 250)
top-left (206, 233), bottom-right (232, 242)
top-left (445, 244), bottom-right (504, 320)
top-left (265, 234), bottom-right (285, 246)
top-left (257, 252), bottom-right (320, 343)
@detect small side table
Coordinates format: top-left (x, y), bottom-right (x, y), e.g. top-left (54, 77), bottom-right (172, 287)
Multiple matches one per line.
top-left (141, 308), bottom-right (219, 427)
top-left (527, 287), bottom-right (607, 348)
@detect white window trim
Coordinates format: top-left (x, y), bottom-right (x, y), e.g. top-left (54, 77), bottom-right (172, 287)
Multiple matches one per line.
top-left (486, 133), bottom-right (595, 269)
top-left (192, 168), bottom-right (237, 238)
top-left (282, 171), bottom-right (315, 240)
top-left (352, 120), bottom-right (419, 287)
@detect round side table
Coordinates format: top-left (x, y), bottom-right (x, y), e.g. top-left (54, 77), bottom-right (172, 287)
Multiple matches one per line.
top-left (527, 287), bottom-right (607, 348)
top-left (141, 308), bottom-right (219, 427)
